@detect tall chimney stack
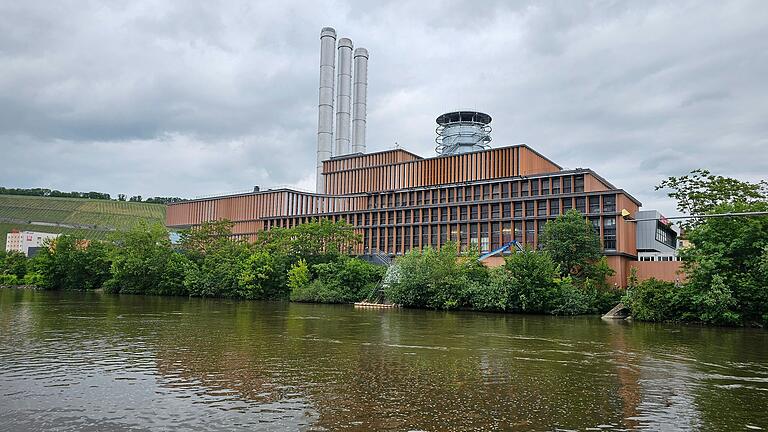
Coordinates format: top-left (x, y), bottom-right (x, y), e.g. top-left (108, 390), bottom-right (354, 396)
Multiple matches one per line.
top-left (334, 38), bottom-right (353, 156)
top-left (316, 27), bottom-right (336, 193)
top-left (351, 47), bottom-right (369, 154)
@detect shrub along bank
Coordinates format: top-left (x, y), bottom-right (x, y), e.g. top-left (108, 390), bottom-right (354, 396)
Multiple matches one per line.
top-left (624, 170), bottom-right (768, 327)
top-left (2, 210), bottom-right (622, 317)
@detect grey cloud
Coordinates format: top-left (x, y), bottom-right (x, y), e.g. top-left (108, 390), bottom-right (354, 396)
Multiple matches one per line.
top-left (1, 0), bottom-right (767, 215)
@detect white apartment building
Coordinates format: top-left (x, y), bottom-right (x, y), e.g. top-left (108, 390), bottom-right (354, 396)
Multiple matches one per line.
top-left (5, 230), bottom-right (60, 257)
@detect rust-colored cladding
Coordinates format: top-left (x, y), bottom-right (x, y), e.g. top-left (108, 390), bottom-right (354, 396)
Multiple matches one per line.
top-left (167, 144), bottom-right (643, 285)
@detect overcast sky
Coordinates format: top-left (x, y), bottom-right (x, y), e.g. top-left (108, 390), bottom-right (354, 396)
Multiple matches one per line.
top-left (1, 1), bottom-right (766, 215)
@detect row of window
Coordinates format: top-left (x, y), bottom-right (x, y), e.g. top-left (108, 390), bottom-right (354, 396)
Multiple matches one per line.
top-left (264, 215), bottom-right (618, 253)
top-left (265, 195), bottom-right (617, 229)
top-left (368, 175), bottom-right (586, 209)
top-left (359, 217), bottom-right (617, 254)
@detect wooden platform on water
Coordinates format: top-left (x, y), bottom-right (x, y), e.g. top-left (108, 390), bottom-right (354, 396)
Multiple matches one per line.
top-left (354, 302), bottom-right (400, 309)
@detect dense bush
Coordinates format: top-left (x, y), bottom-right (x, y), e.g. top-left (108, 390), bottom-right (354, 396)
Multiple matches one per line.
top-left (385, 243), bottom-right (487, 310)
top-left (680, 202), bottom-right (768, 326)
top-left (32, 235), bottom-right (111, 290)
top-left (469, 252), bottom-right (605, 315)
top-left (0, 251), bottom-right (29, 279)
top-left (104, 224), bottom-right (190, 295)
top-left (623, 278), bottom-right (691, 322)
top-left (291, 258), bottom-right (386, 303)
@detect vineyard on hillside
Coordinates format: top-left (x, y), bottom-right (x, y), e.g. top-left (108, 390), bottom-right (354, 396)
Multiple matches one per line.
top-left (0, 195), bottom-right (166, 250)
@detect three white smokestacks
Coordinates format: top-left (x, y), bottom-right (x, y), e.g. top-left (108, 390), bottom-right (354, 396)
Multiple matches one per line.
top-left (316, 27), bottom-right (368, 193)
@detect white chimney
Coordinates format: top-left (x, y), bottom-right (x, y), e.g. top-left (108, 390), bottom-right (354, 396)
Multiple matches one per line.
top-left (316, 27), bottom-right (336, 193)
top-left (334, 37), bottom-right (353, 156)
top-left (351, 47), bottom-right (369, 154)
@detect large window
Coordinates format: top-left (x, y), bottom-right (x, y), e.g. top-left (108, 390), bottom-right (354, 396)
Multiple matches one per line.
top-left (526, 201), bottom-right (534, 217)
top-left (603, 217), bottom-right (616, 250)
top-left (461, 206), bottom-right (468, 221)
top-left (514, 221), bottom-right (523, 242)
top-left (537, 200), bottom-right (547, 216)
top-left (501, 183), bottom-right (509, 199)
top-left (563, 177), bottom-right (572, 194)
top-left (480, 204), bottom-right (489, 219)
top-left (514, 202), bottom-right (522, 217)
top-left (589, 217), bottom-right (600, 235)
top-left (512, 182), bottom-right (519, 197)
top-left (525, 221), bottom-right (535, 246)
top-left (502, 203), bottom-right (511, 218)
top-left (655, 222), bottom-right (677, 248)
top-left (575, 197), bottom-right (586, 213)
top-left (574, 176), bottom-right (584, 193)
top-left (502, 222), bottom-right (512, 243)
top-left (531, 180), bottom-right (539, 196)
top-left (521, 181), bottom-right (529, 197)
top-left (541, 179), bottom-right (549, 195)
top-left (589, 196), bottom-right (601, 214)
top-left (549, 199), bottom-right (560, 216)
top-left (491, 204), bottom-right (500, 218)
top-left (603, 195), bottom-right (616, 213)
top-left (470, 205), bottom-right (478, 220)
top-left (552, 178), bottom-right (560, 195)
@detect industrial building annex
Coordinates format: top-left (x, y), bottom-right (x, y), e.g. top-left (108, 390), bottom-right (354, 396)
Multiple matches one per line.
top-left (166, 27), bottom-right (646, 286)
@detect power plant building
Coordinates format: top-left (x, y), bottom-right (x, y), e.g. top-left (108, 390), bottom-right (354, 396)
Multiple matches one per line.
top-left (166, 27), bottom-right (646, 286)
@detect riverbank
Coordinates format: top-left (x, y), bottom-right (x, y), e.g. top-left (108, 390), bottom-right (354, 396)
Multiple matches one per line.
top-left (2, 288), bottom-right (766, 431)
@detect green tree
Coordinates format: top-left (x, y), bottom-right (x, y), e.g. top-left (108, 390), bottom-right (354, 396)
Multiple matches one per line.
top-left (680, 201), bottom-right (768, 325)
top-left (184, 238), bottom-right (250, 298)
top-left (541, 209), bottom-right (603, 278)
top-left (237, 249), bottom-right (287, 300)
top-left (179, 219), bottom-right (235, 261)
top-left (656, 169), bottom-right (767, 227)
top-left (385, 243), bottom-right (487, 310)
top-left (256, 219), bottom-right (361, 267)
top-left (500, 250), bottom-right (560, 313)
top-left (33, 235), bottom-right (111, 290)
top-left (1, 251), bottom-right (28, 279)
top-left (105, 223), bottom-right (191, 296)
top-left (287, 259), bottom-right (311, 292)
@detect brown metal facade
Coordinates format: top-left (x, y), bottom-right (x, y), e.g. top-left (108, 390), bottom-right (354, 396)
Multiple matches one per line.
top-left (166, 144), bottom-right (641, 285)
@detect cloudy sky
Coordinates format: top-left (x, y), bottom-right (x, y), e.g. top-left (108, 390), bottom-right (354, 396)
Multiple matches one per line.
top-left (1, 1), bottom-right (766, 215)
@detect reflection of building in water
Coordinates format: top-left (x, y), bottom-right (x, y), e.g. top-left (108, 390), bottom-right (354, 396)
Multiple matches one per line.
top-left (606, 322), bottom-right (701, 430)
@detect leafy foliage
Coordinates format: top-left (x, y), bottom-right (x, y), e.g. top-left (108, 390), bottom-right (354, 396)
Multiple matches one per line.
top-left (104, 223), bottom-right (192, 296)
top-left (655, 169), bottom-right (767, 228)
top-left (679, 201), bottom-right (768, 325)
top-left (540, 209), bottom-right (603, 278)
top-left (32, 235), bottom-right (111, 290)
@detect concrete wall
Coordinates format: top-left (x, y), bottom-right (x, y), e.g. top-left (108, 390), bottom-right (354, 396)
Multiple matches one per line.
top-left (629, 261), bottom-right (685, 283)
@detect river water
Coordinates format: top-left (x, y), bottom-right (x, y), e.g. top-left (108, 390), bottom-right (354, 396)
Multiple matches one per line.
top-left (1, 289), bottom-right (766, 431)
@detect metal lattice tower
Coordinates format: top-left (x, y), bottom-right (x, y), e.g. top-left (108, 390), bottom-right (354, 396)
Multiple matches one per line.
top-left (435, 111), bottom-right (492, 156)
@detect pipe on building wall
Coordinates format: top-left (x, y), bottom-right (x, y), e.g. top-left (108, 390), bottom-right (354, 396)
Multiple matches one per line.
top-left (351, 47), bottom-right (368, 154)
top-left (316, 27), bottom-right (337, 193)
top-left (334, 37), bottom-right (353, 157)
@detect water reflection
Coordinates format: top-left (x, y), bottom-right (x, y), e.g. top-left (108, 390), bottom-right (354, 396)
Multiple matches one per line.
top-left (1, 289), bottom-right (766, 431)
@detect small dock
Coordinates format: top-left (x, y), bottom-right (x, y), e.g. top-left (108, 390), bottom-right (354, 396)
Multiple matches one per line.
top-left (354, 302), bottom-right (400, 309)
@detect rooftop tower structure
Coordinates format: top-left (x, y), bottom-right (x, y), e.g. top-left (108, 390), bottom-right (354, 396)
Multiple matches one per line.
top-left (435, 111), bottom-right (492, 156)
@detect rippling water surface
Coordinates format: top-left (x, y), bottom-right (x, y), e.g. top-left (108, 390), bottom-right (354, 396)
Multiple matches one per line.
top-left (1, 289), bottom-right (767, 431)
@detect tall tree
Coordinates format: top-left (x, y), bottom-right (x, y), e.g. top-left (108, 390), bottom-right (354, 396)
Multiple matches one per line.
top-left (656, 169), bottom-right (767, 227)
top-left (540, 209), bottom-right (603, 278)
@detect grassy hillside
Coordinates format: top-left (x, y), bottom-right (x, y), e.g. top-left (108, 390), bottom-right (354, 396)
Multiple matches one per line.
top-left (0, 194), bottom-right (166, 250)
